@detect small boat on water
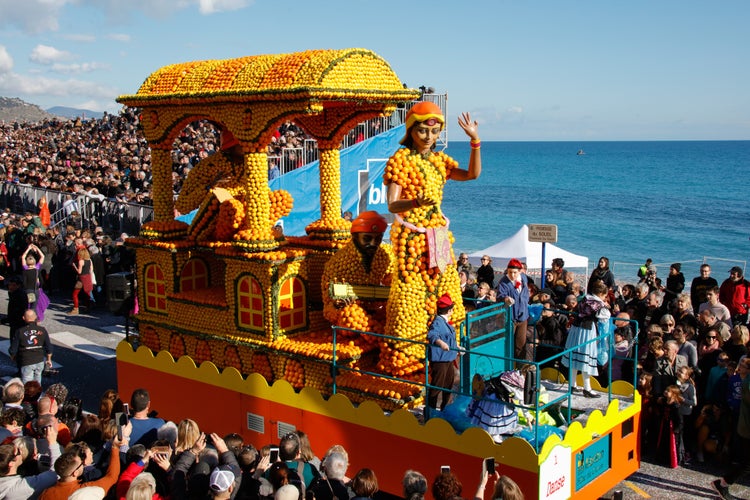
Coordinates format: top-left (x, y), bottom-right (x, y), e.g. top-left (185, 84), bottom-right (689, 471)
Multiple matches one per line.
top-left (577, 149), bottom-right (585, 155)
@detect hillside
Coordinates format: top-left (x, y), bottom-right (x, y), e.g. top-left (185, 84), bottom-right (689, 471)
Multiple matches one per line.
top-left (47, 106), bottom-right (104, 120)
top-left (0, 96), bottom-right (61, 123)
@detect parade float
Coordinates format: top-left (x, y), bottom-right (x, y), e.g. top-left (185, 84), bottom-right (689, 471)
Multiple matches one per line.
top-left (115, 48), bottom-right (640, 499)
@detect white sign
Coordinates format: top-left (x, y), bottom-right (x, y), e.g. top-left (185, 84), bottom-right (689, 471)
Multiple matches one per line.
top-left (539, 444), bottom-right (572, 500)
top-left (528, 224), bottom-right (558, 243)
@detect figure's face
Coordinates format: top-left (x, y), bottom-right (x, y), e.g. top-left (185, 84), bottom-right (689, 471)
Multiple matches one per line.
top-left (506, 268), bottom-right (520, 281)
top-left (352, 232), bottom-right (383, 260)
top-left (706, 291), bottom-right (718, 304)
top-left (701, 266), bottom-right (711, 278)
top-left (676, 297), bottom-right (688, 311)
top-left (598, 258), bottom-right (607, 269)
top-left (410, 121), bottom-right (442, 152)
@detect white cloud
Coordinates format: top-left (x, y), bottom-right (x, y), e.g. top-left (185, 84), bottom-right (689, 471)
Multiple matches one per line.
top-left (506, 106), bottom-right (524, 114)
top-left (198, 0), bottom-right (252, 14)
top-left (0, 46), bottom-right (14, 74)
top-left (0, 70), bottom-right (116, 100)
top-left (30, 44), bottom-right (73, 65)
top-left (51, 62), bottom-right (109, 73)
top-left (106, 33), bottom-right (131, 42)
top-left (61, 33), bottom-right (97, 43)
top-left (0, 0), bottom-right (254, 35)
top-left (0, 0), bottom-right (72, 33)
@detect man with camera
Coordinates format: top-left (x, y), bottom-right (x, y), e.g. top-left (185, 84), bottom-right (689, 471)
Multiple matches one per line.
top-left (39, 421), bottom-right (129, 500)
top-left (0, 422), bottom-right (60, 499)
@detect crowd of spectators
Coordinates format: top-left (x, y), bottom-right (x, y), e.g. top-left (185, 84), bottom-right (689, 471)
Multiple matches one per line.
top-left (0, 382), bottom-right (525, 500)
top-left (0, 86), bottom-right (435, 219)
top-left (458, 254), bottom-right (750, 479)
top-left (0, 109), bottom-right (318, 209)
top-left (0, 209), bottom-right (134, 316)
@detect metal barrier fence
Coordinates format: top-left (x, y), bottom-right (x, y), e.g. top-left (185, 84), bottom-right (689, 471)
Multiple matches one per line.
top-left (0, 182), bottom-right (153, 236)
top-left (332, 311), bottom-right (639, 453)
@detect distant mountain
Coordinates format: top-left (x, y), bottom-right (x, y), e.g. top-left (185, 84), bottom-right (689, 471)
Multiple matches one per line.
top-left (47, 106), bottom-right (104, 120)
top-left (0, 96), bottom-right (59, 123)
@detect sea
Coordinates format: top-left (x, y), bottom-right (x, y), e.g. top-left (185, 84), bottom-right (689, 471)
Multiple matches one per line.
top-left (440, 140), bottom-right (750, 282)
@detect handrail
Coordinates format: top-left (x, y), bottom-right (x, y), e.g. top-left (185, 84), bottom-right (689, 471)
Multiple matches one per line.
top-left (330, 310), bottom-right (640, 453)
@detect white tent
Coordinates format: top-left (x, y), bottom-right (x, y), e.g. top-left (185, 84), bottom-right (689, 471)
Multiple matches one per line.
top-left (467, 225), bottom-right (589, 272)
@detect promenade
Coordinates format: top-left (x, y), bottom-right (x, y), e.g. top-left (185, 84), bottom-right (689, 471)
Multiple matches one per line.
top-left (0, 289), bottom-right (748, 499)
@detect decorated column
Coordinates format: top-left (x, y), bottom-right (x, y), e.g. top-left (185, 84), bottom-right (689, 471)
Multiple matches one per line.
top-left (150, 148), bottom-right (174, 221)
top-left (236, 150), bottom-right (275, 249)
top-left (305, 147), bottom-right (350, 239)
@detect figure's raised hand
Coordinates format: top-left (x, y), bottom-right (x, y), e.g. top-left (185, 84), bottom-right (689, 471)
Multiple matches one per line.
top-left (457, 112), bottom-right (479, 141)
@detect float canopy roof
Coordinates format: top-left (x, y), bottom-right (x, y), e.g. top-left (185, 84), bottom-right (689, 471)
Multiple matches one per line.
top-left (117, 48), bottom-right (419, 107)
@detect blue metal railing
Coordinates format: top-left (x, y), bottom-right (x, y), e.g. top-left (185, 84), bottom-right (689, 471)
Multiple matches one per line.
top-left (329, 310), bottom-right (640, 453)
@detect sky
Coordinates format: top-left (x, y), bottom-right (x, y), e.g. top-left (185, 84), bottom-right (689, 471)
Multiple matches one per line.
top-left (0, 0), bottom-right (748, 141)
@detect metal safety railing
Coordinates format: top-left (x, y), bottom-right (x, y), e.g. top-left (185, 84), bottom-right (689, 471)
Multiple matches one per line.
top-left (0, 182), bottom-right (153, 236)
top-left (330, 310), bottom-right (639, 454)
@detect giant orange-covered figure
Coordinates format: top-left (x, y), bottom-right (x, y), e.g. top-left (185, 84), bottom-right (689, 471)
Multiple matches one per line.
top-left (382, 102), bottom-right (482, 375)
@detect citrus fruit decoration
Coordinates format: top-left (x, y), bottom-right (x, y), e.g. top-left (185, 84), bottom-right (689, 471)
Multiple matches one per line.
top-left (175, 152), bottom-right (244, 214)
top-left (117, 49), bottom-right (441, 409)
top-left (215, 199), bottom-right (246, 241)
top-left (381, 148), bottom-right (466, 372)
top-left (321, 241), bottom-right (395, 345)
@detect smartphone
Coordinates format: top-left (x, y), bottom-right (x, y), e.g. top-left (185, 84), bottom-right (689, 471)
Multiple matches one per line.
top-left (270, 447), bottom-right (279, 462)
top-left (123, 403), bottom-right (130, 416)
top-left (441, 465), bottom-right (450, 474)
top-left (115, 412), bottom-right (125, 440)
top-left (485, 457), bottom-right (495, 474)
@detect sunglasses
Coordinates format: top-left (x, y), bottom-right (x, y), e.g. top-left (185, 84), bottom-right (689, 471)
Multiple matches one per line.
top-left (707, 336), bottom-right (717, 340)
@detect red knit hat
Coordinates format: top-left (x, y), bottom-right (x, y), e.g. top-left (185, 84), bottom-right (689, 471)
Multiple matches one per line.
top-left (507, 258), bottom-right (524, 269)
top-left (436, 293), bottom-right (454, 309)
top-left (350, 211), bottom-right (387, 233)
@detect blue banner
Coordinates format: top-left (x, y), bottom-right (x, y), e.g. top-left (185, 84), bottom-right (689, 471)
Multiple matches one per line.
top-left (175, 126), bottom-right (405, 235)
top-left (271, 125), bottom-right (404, 236)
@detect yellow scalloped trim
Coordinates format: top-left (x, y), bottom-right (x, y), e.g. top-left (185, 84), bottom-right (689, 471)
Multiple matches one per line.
top-left (118, 341), bottom-right (640, 472)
